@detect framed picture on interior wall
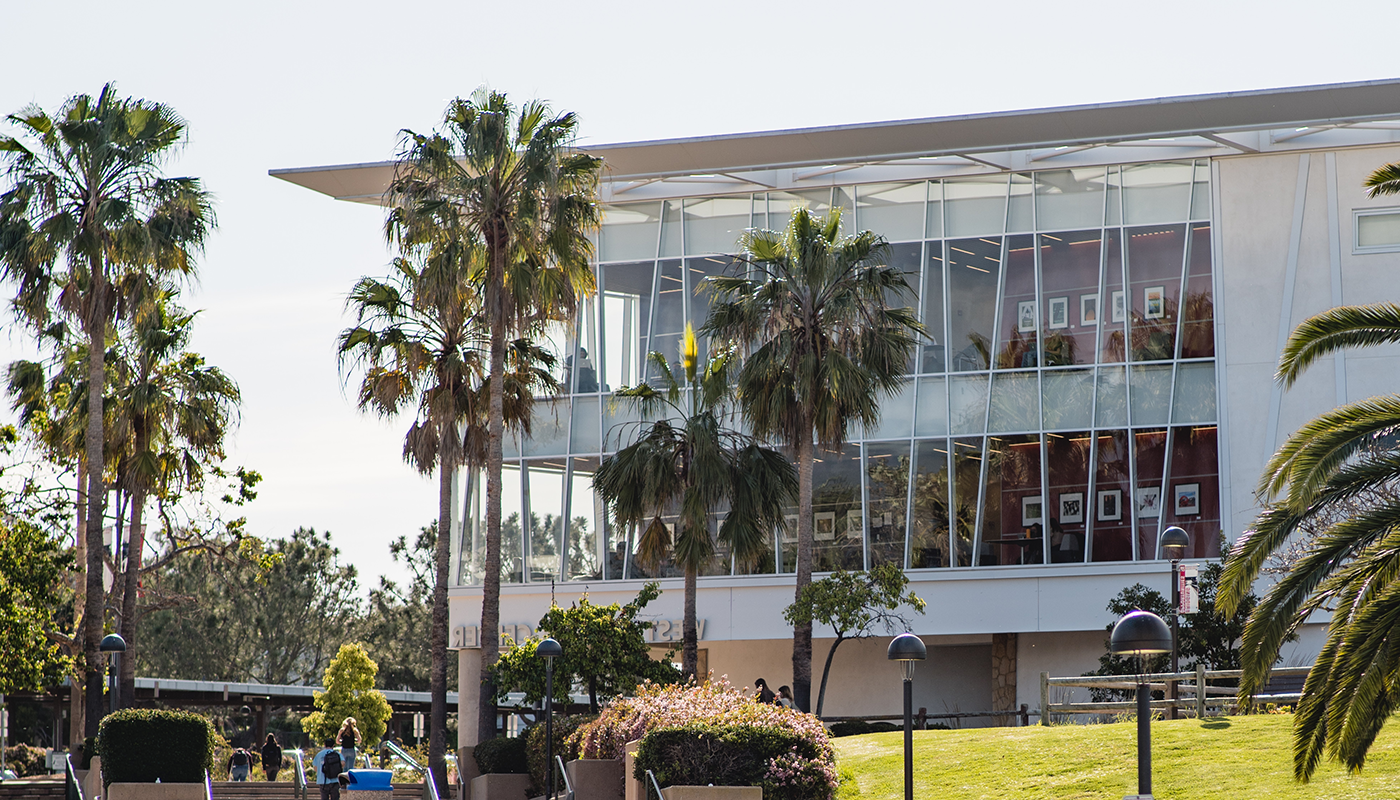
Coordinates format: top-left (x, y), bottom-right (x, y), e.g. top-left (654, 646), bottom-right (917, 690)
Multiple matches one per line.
top-left (1059, 492), bottom-right (1085, 524)
top-left (1137, 486), bottom-right (1162, 518)
top-left (1097, 489), bottom-right (1123, 521)
top-left (1144, 286), bottom-right (1165, 319)
top-left (1080, 293), bottom-right (1099, 326)
top-left (814, 511), bottom-right (836, 541)
top-left (782, 514), bottom-right (798, 543)
top-left (1021, 495), bottom-right (1044, 526)
top-left (845, 510), bottom-right (864, 540)
top-left (1111, 290), bottom-right (1126, 323)
top-left (1017, 300), bottom-right (1037, 332)
top-left (1174, 483), bottom-right (1200, 516)
top-left (1048, 296), bottom-right (1069, 329)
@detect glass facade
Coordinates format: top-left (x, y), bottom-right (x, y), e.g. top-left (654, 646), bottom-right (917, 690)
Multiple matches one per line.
top-left (455, 160), bottom-right (1221, 586)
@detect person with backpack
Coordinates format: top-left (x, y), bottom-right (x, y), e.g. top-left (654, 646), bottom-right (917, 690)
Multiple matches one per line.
top-left (261, 733), bottom-right (283, 782)
top-left (312, 738), bottom-right (343, 800)
top-left (228, 747), bottom-right (252, 781)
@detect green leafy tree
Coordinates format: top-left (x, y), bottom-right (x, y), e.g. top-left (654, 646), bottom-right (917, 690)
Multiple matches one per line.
top-left (0, 85), bottom-right (215, 735)
top-left (1221, 297), bottom-right (1400, 779)
top-left (784, 564), bottom-right (925, 717)
top-left (492, 582), bottom-right (677, 712)
top-left (0, 510), bottom-right (73, 692)
top-left (386, 89), bottom-right (602, 757)
top-left (301, 643), bottom-right (392, 748)
top-left (594, 324), bottom-right (796, 679)
top-left (704, 208), bottom-right (923, 711)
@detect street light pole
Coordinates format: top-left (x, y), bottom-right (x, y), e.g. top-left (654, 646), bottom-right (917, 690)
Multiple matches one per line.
top-left (1160, 527), bottom-right (1189, 722)
top-left (1110, 610), bottom-right (1172, 798)
top-left (99, 634), bottom-right (126, 716)
top-left (538, 637), bottom-right (563, 800)
top-left (887, 633), bottom-right (927, 800)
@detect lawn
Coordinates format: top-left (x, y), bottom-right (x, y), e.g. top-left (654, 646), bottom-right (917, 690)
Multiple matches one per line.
top-left (833, 714), bottom-right (1400, 799)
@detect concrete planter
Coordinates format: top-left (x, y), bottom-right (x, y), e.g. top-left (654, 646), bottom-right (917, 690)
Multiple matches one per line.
top-left (84, 756), bottom-right (102, 800)
top-left (623, 741), bottom-right (642, 800)
top-left (107, 780), bottom-right (211, 800)
top-left (659, 788), bottom-right (761, 800)
top-left (471, 772), bottom-right (532, 800)
top-left (566, 758), bottom-right (624, 800)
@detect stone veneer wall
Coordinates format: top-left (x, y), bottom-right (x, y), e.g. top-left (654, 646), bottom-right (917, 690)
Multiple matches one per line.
top-left (991, 633), bottom-right (1017, 724)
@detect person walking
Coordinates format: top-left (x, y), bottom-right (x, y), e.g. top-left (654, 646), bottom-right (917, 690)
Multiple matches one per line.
top-left (312, 738), bottom-right (344, 800)
top-left (228, 747), bottom-right (252, 781)
top-left (261, 733), bottom-right (283, 782)
top-left (337, 717), bottom-right (363, 770)
top-left (776, 685), bottom-right (795, 709)
top-left (754, 678), bottom-right (775, 705)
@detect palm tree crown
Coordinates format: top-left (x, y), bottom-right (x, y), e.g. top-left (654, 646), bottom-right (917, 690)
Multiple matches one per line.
top-left (703, 207), bottom-right (923, 711)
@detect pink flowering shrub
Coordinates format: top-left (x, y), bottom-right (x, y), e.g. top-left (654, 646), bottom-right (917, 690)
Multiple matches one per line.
top-left (570, 678), bottom-right (837, 799)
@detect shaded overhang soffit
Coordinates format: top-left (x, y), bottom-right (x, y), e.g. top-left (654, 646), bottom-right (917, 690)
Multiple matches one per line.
top-left (271, 78), bottom-right (1400, 204)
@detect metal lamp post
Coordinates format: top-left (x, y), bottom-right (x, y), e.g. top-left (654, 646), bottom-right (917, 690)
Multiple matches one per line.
top-left (99, 634), bottom-right (127, 715)
top-left (1159, 526), bottom-right (1189, 720)
top-left (887, 633), bottom-right (927, 800)
top-left (1110, 610), bottom-right (1172, 799)
top-left (538, 637), bottom-right (563, 799)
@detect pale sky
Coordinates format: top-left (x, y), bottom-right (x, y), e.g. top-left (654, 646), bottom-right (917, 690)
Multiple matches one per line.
top-left (2, 0), bottom-right (1396, 589)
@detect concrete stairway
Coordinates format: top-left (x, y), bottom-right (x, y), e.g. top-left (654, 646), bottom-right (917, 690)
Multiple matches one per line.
top-left (0, 776), bottom-right (65, 800)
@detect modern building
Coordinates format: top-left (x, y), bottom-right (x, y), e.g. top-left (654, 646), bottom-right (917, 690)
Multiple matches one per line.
top-left (274, 78), bottom-right (1400, 733)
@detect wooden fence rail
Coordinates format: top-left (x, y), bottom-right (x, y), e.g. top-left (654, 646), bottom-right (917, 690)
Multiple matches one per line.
top-left (1039, 665), bottom-right (1311, 724)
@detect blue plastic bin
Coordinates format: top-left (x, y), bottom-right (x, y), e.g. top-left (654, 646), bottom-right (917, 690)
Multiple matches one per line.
top-left (344, 769), bottom-right (394, 791)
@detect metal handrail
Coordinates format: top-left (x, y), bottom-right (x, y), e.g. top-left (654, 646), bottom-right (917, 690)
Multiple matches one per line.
top-left (64, 753), bottom-right (84, 800)
top-left (381, 740), bottom-right (424, 772)
top-left (646, 769), bottom-right (666, 800)
top-left (555, 755), bottom-right (575, 800)
top-left (285, 749), bottom-right (306, 800)
top-left (420, 767), bottom-right (441, 800)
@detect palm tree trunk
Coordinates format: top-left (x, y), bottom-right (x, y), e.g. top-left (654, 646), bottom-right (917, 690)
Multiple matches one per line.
top-left (83, 318), bottom-right (108, 738)
top-left (478, 234), bottom-right (507, 744)
top-left (429, 432), bottom-right (452, 794)
top-left (118, 486), bottom-right (146, 707)
top-left (70, 462), bottom-right (87, 747)
top-left (683, 564), bottom-right (698, 680)
top-left (791, 433), bottom-right (815, 713)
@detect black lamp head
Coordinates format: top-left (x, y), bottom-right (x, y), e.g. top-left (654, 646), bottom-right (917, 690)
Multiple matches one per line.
top-left (99, 633), bottom-right (127, 653)
top-left (1160, 526), bottom-right (1190, 561)
top-left (537, 637), bottom-right (563, 660)
top-left (887, 633), bottom-right (927, 662)
top-left (1109, 610), bottom-right (1172, 655)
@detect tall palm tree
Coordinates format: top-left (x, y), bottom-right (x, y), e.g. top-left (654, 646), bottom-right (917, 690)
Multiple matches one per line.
top-left (594, 324), bottom-right (796, 679)
top-left (1219, 300), bottom-right (1400, 780)
top-left (704, 208), bottom-right (922, 711)
top-left (387, 89), bottom-right (601, 747)
top-left (110, 294), bottom-right (240, 703)
top-left (339, 249), bottom-right (556, 785)
top-left (0, 84), bottom-right (213, 734)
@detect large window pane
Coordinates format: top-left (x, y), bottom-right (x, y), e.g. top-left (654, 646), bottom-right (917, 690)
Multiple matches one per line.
top-left (1007, 174), bottom-right (1034, 233)
top-left (910, 439), bottom-right (951, 568)
top-left (980, 433), bottom-right (1042, 566)
top-left (950, 437), bottom-right (982, 566)
top-left (769, 189), bottom-right (832, 224)
top-left (1172, 363), bottom-right (1217, 424)
top-left (950, 373), bottom-right (989, 434)
top-left (660, 199), bottom-right (683, 258)
top-left (1132, 428), bottom-right (1168, 560)
top-left (915, 376), bottom-right (948, 437)
top-left (1089, 431), bottom-right (1131, 563)
top-left (810, 446), bottom-right (864, 572)
top-left (866, 442), bottom-right (911, 568)
top-left (865, 379), bottom-right (914, 439)
top-left (1130, 365), bottom-right (1173, 426)
top-left (600, 202), bottom-right (660, 262)
top-left (1180, 223), bottom-right (1215, 358)
top-left (1039, 231), bottom-right (1102, 366)
top-left (947, 238), bottom-right (1000, 371)
top-left (988, 370), bottom-right (1038, 433)
top-left (857, 182), bottom-right (926, 242)
top-left (501, 464), bottom-right (525, 582)
top-left (525, 462), bottom-right (565, 581)
top-left (648, 259), bottom-right (685, 379)
top-left (1045, 431), bottom-right (1092, 564)
top-left (926, 181), bottom-right (944, 239)
top-left (1042, 368), bottom-right (1094, 431)
top-left (1035, 168), bottom-right (1107, 232)
top-left (922, 242), bottom-right (947, 373)
top-left (945, 175), bottom-right (1007, 237)
top-left (996, 235), bottom-right (1037, 368)
top-left (570, 396), bottom-right (601, 453)
top-left (568, 293), bottom-right (601, 394)
top-left (683, 196), bottom-right (749, 255)
top-left (1099, 229), bottom-right (1127, 363)
top-left (1167, 425), bottom-right (1222, 559)
top-left (1095, 365), bottom-right (1128, 427)
top-left (524, 399), bottom-right (570, 456)
top-left (567, 457), bottom-right (603, 581)
top-left (601, 261), bottom-right (654, 391)
top-left (1126, 225), bottom-right (1186, 361)
top-left (686, 255), bottom-right (734, 349)
top-left (1190, 160), bottom-right (1211, 221)
top-left (887, 242), bottom-right (922, 374)
top-left (1122, 162), bottom-right (1193, 225)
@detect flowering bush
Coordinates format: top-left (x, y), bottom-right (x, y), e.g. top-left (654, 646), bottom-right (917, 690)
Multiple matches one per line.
top-left (570, 679), bottom-right (836, 799)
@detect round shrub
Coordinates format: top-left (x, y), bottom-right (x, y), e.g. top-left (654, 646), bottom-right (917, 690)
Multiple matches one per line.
top-left (525, 713), bottom-right (596, 795)
top-left (4, 743), bottom-right (49, 777)
top-left (97, 709), bottom-right (216, 786)
top-left (472, 735), bottom-right (529, 775)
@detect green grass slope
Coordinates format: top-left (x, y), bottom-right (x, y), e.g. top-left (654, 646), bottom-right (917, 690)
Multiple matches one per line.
top-left (834, 714), bottom-right (1400, 799)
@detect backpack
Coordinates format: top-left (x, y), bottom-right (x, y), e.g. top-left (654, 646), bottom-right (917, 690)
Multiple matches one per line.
top-left (232, 750), bottom-right (249, 767)
top-left (322, 750), bottom-right (342, 779)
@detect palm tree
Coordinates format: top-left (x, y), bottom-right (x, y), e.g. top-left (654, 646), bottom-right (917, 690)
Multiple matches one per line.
top-left (339, 249), bottom-right (556, 784)
top-left (594, 324), bottom-right (796, 679)
top-left (1219, 300), bottom-right (1400, 780)
top-left (704, 207), bottom-right (922, 711)
top-left (0, 85), bottom-right (213, 734)
top-left (387, 89), bottom-right (601, 747)
top-left (110, 294), bottom-right (240, 703)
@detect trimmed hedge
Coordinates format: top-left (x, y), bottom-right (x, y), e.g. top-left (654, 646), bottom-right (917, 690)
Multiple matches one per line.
top-left (525, 714), bottom-right (595, 796)
top-left (634, 723), bottom-right (831, 800)
top-left (97, 709), bottom-right (216, 786)
top-left (828, 720), bottom-right (900, 737)
top-left (473, 735), bottom-right (529, 775)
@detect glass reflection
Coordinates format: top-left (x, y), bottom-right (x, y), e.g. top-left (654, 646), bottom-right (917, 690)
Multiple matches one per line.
top-left (910, 439), bottom-right (951, 568)
top-left (866, 442), bottom-right (911, 568)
